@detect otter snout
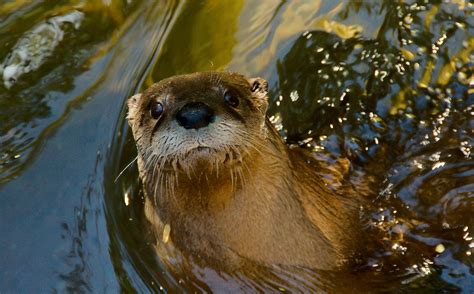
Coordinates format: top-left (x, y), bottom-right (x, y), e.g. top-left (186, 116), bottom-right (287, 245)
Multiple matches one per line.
top-left (176, 102), bottom-right (216, 129)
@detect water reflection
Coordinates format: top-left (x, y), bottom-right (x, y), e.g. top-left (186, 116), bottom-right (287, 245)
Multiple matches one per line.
top-left (274, 0), bottom-right (473, 290)
top-left (0, 0), bottom-right (472, 292)
top-left (110, 0), bottom-right (472, 292)
top-left (150, 1), bottom-right (244, 82)
top-left (0, 0), bottom-right (181, 292)
top-left (0, 0), bottom-right (142, 182)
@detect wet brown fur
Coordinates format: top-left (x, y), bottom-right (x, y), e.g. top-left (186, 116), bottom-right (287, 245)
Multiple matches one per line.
top-left (127, 72), bottom-right (362, 270)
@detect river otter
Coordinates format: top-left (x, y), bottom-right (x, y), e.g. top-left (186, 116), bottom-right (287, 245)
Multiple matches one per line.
top-left (127, 72), bottom-right (362, 270)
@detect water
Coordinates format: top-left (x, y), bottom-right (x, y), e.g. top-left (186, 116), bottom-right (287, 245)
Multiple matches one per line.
top-left (0, 0), bottom-right (472, 292)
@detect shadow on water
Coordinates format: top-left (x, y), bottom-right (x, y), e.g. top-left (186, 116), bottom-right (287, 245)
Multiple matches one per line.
top-left (0, 0), bottom-right (472, 292)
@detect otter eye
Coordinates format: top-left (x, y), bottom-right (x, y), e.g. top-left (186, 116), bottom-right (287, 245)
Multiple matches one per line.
top-left (224, 90), bottom-right (239, 108)
top-left (150, 101), bottom-right (164, 119)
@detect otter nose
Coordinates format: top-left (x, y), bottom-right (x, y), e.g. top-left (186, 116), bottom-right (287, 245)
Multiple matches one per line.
top-left (176, 102), bottom-right (216, 129)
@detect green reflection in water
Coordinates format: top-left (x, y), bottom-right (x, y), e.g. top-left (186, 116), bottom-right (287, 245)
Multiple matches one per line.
top-left (0, 0), bottom-right (473, 292)
top-left (148, 0), bottom-right (244, 84)
top-left (0, 0), bottom-right (142, 182)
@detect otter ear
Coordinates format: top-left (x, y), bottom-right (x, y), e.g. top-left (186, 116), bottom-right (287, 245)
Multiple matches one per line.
top-left (127, 93), bottom-right (142, 121)
top-left (247, 77), bottom-right (269, 112)
top-left (248, 77), bottom-right (268, 96)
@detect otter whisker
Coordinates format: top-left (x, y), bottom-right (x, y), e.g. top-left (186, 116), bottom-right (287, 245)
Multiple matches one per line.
top-left (241, 160), bottom-right (254, 190)
top-left (172, 172), bottom-right (179, 199)
top-left (229, 165), bottom-right (235, 193)
top-left (114, 155), bottom-right (139, 183)
top-left (149, 155), bottom-right (157, 182)
top-left (134, 134), bottom-right (144, 144)
top-left (154, 161), bottom-right (165, 208)
top-left (165, 174), bottom-right (171, 203)
top-left (241, 133), bottom-right (277, 158)
top-left (236, 166), bottom-right (245, 190)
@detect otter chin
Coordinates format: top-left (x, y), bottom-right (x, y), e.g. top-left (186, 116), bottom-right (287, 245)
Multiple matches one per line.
top-left (127, 72), bottom-right (363, 270)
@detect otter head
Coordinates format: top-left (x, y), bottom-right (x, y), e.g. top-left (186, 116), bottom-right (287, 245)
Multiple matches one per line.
top-left (127, 72), bottom-right (269, 183)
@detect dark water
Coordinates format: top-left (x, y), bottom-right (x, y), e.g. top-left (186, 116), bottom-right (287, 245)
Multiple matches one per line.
top-left (0, 0), bottom-right (472, 292)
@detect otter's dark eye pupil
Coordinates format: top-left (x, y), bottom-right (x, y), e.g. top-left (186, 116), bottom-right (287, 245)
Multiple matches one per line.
top-left (224, 90), bottom-right (239, 108)
top-left (150, 101), bottom-right (164, 119)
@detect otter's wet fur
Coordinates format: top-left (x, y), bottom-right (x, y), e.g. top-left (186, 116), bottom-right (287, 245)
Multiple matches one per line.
top-left (127, 72), bottom-right (363, 270)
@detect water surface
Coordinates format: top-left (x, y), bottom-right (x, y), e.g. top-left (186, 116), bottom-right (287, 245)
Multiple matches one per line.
top-left (0, 0), bottom-right (472, 292)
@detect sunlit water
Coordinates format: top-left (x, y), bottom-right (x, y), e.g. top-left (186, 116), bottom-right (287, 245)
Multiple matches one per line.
top-left (0, 0), bottom-right (472, 292)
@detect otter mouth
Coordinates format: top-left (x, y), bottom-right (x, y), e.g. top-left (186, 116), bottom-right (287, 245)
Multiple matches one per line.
top-left (193, 146), bottom-right (213, 152)
top-left (186, 145), bottom-right (215, 156)
top-left (183, 145), bottom-right (244, 166)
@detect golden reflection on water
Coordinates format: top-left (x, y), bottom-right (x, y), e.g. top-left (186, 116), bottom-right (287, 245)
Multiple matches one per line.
top-left (148, 0), bottom-right (244, 84)
top-left (0, 0), bottom-right (473, 292)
